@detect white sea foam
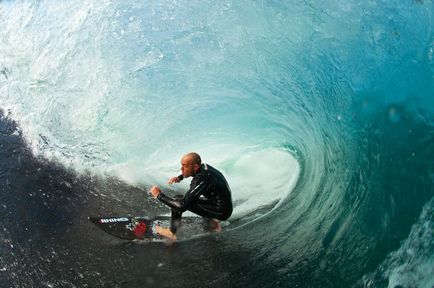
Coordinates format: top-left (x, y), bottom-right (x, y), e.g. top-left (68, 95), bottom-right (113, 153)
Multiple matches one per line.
top-left (107, 145), bottom-right (300, 220)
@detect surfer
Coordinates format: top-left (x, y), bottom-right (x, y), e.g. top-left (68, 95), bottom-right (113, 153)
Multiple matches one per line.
top-left (150, 152), bottom-right (233, 240)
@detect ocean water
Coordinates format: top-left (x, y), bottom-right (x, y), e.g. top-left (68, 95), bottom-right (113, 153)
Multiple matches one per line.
top-left (0, 1), bottom-right (433, 287)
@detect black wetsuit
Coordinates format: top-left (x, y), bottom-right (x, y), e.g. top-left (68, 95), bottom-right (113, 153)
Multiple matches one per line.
top-left (157, 163), bottom-right (233, 233)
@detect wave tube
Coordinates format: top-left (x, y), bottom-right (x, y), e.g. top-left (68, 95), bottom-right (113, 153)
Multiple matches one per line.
top-left (0, 1), bottom-right (301, 219)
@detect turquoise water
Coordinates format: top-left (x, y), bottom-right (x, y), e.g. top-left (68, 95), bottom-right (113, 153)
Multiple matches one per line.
top-left (0, 1), bottom-right (433, 287)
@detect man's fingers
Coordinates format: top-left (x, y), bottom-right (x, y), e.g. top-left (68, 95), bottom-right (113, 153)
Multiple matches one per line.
top-left (150, 186), bottom-right (158, 194)
top-left (149, 186), bottom-right (160, 199)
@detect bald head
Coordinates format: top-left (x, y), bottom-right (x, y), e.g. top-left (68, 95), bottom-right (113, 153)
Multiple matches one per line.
top-left (183, 152), bottom-right (201, 165)
top-left (180, 152), bottom-right (202, 178)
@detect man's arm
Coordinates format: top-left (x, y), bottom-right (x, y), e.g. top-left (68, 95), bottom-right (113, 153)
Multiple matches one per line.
top-left (157, 175), bottom-right (209, 212)
top-left (167, 174), bottom-right (184, 184)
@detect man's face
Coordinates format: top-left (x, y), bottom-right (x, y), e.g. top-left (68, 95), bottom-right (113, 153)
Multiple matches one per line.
top-left (180, 156), bottom-right (199, 178)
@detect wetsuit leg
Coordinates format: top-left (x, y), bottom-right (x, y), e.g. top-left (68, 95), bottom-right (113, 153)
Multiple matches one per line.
top-left (188, 200), bottom-right (230, 221)
top-left (170, 195), bottom-right (184, 234)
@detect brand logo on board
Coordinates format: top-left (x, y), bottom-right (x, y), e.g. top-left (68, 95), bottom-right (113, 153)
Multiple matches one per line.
top-left (99, 217), bottom-right (129, 223)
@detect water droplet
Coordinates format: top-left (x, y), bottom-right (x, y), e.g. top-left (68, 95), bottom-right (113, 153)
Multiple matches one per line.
top-left (388, 106), bottom-right (400, 123)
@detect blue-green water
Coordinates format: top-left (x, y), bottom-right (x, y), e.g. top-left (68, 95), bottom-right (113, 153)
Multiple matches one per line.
top-left (0, 1), bottom-right (433, 287)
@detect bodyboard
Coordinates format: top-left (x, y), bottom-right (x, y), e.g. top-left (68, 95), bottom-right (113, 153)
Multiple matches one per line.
top-left (88, 215), bottom-right (208, 241)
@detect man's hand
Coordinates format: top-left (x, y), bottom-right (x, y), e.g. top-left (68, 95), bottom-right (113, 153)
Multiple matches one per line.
top-left (150, 186), bottom-right (161, 199)
top-left (167, 176), bottom-right (181, 184)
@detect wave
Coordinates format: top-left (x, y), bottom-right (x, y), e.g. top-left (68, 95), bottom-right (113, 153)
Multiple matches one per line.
top-left (0, 1), bottom-right (302, 219)
top-left (1, 0), bottom-right (433, 287)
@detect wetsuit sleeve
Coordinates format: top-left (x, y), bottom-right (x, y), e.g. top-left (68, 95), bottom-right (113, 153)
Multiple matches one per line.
top-left (157, 175), bottom-right (209, 212)
top-left (157, 193), bottom-right (183, 210)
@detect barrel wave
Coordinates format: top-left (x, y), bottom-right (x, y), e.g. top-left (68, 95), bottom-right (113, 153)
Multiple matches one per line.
top-left (0, 1), bottom-right (433, 287)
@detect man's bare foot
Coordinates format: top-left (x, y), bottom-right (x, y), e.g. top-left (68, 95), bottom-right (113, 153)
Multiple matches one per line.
top-left (208, 219), bottom-right (222, 232)
top-left (155, 225), bottom-right (177, 240)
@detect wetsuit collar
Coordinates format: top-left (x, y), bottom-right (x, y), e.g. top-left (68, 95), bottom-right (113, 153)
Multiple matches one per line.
top-left (193, 163), bottom-right (207, 176)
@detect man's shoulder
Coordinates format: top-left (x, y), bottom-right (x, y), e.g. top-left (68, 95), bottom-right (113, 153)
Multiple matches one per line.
top-left (197, 164), bottom-right (226, 182)
top-left (202, 163), bottom-right (218, 172)
top-left (192, 164), bottom-right (212, 180)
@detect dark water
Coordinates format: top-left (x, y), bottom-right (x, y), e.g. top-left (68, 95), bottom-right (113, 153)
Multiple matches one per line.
top-left (1, 1), bottom-right (434, 287)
